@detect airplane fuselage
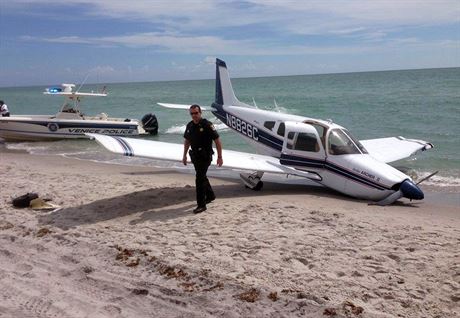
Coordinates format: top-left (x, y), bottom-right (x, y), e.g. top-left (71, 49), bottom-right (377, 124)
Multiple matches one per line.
top-left (212, 103), bottom-right (409, 200)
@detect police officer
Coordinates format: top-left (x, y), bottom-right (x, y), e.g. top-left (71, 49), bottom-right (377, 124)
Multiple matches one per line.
top-left (183, 104), bottom-right (223, 214)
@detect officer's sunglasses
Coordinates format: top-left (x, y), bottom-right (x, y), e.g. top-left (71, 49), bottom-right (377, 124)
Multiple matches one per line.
top-left (190, 111), bottom-right (200, 115)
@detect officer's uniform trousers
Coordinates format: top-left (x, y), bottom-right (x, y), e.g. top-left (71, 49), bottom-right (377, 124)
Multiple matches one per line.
top-left (192, 157), bottom-right (215, 207)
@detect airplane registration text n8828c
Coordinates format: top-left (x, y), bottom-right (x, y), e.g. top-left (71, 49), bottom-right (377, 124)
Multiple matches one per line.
top-left (226, 113), bottom-right (258, 140)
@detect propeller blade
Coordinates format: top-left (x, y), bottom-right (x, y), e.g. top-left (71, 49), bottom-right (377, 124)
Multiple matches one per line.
top-left (416, 170), bottom-right (439, 185)
top-left (370, 190), bottom-right (403, 206)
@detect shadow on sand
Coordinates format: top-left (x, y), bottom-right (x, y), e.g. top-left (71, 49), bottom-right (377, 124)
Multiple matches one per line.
top-left (38, 182), bottom-right (348, 229)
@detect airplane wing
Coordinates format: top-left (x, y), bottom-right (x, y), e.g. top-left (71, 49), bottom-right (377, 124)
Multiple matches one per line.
top-left (86, 133), bottom-right (322, 181)
top-left (360, 137), bottom-right (433, 163)
top-left (157, 103), bottom-right (214, 111)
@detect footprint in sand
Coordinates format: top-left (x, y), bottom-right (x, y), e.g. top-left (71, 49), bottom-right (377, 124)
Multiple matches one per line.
top-left (2, 286), bottom-right (67, 318)
top-left (16, 263), bottom-right (33, 272)
top-left (100, 304), bottom-right (122, 316)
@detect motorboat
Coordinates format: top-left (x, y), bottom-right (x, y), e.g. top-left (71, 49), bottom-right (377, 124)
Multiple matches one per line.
top-left (0, 84), bottom-right (158, 141)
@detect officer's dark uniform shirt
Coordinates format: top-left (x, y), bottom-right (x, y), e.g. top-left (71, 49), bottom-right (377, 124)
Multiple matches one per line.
top-left (184, 119), bottom-right (219, 157)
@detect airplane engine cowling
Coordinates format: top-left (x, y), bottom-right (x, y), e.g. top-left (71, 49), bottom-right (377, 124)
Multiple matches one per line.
top-left (399, 179), bottom-right (424, 200)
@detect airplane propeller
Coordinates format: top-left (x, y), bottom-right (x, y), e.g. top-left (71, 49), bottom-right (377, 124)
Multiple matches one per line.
top-left (416, 170), bottom-right (439, 185)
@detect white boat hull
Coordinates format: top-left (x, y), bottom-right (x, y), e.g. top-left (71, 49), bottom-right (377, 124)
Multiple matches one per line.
top-left (0, 115), bottom-right (144, 141)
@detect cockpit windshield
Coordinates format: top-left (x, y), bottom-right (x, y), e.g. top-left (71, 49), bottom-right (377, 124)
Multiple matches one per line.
top-left (328, 129), bottom-right (368, 155)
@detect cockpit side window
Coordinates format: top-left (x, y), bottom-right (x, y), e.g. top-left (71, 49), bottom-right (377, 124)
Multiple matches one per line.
top-left (294, 133), bottom-right (319, 152)
top-left (277, 122), bottom-right (285, 137)
top-left (303, 121), bottom-right (327, 149)
top-left (328, 129), bottom-right (362, 155)
top-left (264, 121), bottom-right (275, 131)
top-left (286, 132), bottom-right (295, 149)
top-left (343, 130), bottom-right (368, 154)
top-left (313, 125), bottom-right (325, 138)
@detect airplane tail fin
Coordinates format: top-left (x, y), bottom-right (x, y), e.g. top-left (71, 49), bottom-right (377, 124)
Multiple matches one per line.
top-left (214, 59), bottom-right (252, 107)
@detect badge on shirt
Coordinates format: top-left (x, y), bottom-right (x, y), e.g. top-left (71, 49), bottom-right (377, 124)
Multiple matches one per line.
top-left (200, 128), bottom-right (204, 132)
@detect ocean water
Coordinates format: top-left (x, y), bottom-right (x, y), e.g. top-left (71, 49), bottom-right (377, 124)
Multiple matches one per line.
top-left (1, 67), bottom-right (459, 188)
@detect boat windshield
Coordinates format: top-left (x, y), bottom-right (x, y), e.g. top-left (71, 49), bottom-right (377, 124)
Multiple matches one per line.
top-left (61, 102), bottom-right (78, 113)
top-left (328, 129), bottom-right (368, 155)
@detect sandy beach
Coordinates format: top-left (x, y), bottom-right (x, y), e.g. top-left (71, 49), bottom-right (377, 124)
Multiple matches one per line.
top-left (0, 149), bottom-right (459, 318)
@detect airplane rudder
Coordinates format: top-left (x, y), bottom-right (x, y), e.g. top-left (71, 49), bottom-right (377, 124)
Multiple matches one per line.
top-left (215, 58), bottom-right (240, 106)
top-left (215, 61), bottom-right (224, 105)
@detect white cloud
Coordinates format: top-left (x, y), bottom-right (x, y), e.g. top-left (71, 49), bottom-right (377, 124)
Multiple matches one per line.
top-left (9, 0), bottom-right (459, 34)
top-left (21, 29), bottom-right (458, 58)
top-left (7, 0), bottom-right (460, 77)
top-left (8, 0), bottom-right (460, 64)
top-left (246, 0), bottom-right (460, 25)
top-left (203, 56), bottom-right (217, 65)
top-left (22, 32), bottom-right (379, 55)
top-left (89, 65), bottom-right (116, 74)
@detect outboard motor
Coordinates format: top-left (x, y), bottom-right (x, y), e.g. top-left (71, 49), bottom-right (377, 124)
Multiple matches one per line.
top-left (141, 113), bottom-right (158, 135)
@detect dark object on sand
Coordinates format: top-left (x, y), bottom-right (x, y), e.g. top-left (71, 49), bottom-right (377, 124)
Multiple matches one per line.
top-left (12, 192), bottom-right (39, 208)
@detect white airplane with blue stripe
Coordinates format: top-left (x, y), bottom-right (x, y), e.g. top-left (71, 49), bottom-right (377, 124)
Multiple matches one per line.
top-left (88, 58), bottom-right (434, 205)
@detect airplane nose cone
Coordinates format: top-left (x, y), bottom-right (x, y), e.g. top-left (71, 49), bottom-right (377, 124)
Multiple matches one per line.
top-left (400, 179), bottom-right (424, 200)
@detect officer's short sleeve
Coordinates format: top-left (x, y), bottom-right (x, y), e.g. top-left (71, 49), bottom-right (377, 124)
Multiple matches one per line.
top-left (183, 123), bottom-right (191, 140)
top-left (206, 121), bottom-right (220, 140)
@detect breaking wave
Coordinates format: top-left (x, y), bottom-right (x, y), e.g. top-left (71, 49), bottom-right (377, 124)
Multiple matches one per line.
top-left (5, 142), bottom-right (49, 154)
top-left (422, 174), bottom-right (460, 188)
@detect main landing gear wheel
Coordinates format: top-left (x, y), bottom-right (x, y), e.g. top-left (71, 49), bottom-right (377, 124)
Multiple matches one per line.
top-left (240, 172), bottom-right (264, 191)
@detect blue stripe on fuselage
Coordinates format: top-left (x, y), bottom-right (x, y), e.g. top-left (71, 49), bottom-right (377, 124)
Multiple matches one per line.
top-left (280, 154), bottom-right (324, 168)
top-left (324, 162), bottom-right (388, 190)
top-left (113, 136), bottom-right (133, 156)
top-left (281, 153), bottom-right (388, 190)
top-left (258, 130), bottom-right (283, 151)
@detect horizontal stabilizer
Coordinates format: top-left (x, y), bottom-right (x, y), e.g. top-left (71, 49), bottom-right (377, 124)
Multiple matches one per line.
top-left (157, 103), bottom-right (214, 111)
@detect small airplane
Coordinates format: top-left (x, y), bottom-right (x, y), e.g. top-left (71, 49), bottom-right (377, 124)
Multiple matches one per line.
top-left (87, 58), bottom-right (434, 205)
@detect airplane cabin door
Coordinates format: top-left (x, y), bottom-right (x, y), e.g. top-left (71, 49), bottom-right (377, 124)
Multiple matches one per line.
top-left (280, 122), bottom-right (326, 169)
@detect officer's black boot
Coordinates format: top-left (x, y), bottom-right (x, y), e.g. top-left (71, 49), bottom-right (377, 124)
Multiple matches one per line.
top-left (193, 206), bottom-right (207, 214)
top-left (194, 162), bottom-right (208, 212)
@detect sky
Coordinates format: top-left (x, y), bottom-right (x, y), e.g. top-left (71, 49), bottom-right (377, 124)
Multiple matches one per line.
top-left (0, 0), bottom-right (459, 87)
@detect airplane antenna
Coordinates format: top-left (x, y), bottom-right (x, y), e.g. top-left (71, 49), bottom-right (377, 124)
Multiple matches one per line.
top-left (274, 98), bottom-right (281, 112)
top-left (77, 72), bottom-right (91, 93)
top-left (252, 97), bottom-right (258, 108)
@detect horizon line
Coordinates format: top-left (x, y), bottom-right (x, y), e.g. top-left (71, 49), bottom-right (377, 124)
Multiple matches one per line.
top-left (1, 65), bottom-right (459, 89)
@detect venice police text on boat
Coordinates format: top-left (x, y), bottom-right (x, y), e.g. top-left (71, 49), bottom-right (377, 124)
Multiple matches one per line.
top-left (68, 128), bottom-right (135, 134)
